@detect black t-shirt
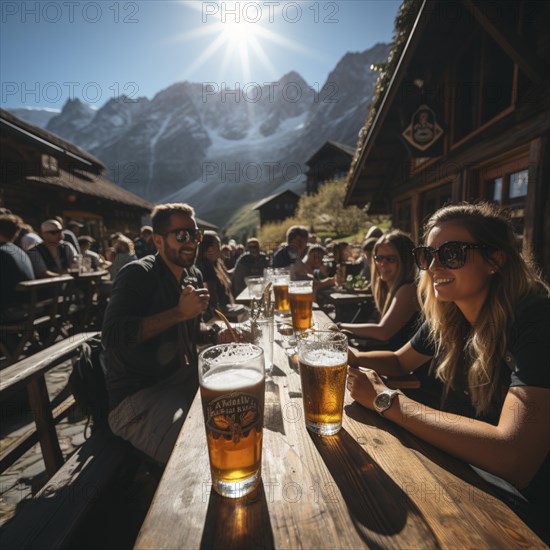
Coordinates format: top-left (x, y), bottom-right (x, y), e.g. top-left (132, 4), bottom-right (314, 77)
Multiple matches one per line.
top-left (272, 245), bottom-right (298, 268)
top-left (410, 293), bottom-right (550, 512)
top-left (411, 293), bottom-right (550, 406)
top-left (102, 255), bottom-right (204, 409)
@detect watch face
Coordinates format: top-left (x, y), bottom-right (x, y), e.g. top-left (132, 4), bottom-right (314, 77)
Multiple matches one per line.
top-left (375, 393), bottom-right (392, 411)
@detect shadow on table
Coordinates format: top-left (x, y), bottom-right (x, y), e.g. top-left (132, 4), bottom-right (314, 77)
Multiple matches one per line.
top-left (200, 482), bottom-right (275, 550)
top-left (310, 427), bottom-right (440, 548)
top-left (344, 401), bottom-right (549, 545)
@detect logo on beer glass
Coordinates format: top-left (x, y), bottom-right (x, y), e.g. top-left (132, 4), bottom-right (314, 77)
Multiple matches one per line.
top-left (206, 393), bottom-right (262, 444)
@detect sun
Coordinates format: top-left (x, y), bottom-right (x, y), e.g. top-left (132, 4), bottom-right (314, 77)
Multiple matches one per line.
top-left (174, 1), bottom-right (311, 82)
top-left (221, 19), bottom-right (258, 47)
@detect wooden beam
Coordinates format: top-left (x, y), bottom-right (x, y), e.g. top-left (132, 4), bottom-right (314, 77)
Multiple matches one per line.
top-left (27, 376), bottom-right (64, 476)
top-left (461, 0), bottom-right (544, 85)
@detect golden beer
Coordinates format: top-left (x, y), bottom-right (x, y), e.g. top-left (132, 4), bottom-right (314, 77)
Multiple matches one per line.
top-left (297, 332), bottom-right (348, 436)
top-left (199, 344), bottom-right (265, 498)
top-left (289, 287), bottom-right (313, 331)
top-left (273, 283), bottom-right (290, 313)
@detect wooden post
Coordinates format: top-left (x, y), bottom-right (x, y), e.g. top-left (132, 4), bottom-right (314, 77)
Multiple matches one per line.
top-left (27, 375), bottom-right (64, 476)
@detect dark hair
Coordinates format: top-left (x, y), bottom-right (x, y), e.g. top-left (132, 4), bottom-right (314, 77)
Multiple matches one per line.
top-left (286, 225), bottom-right (308, 243)
top-left (197, 230), bottom-right (221, 266)
top-left (333, 242), bottom-right (349, 263)
top-left (0, 214), bottom-right (23, 240)
top-left (151, 203), bottom-right (195, 234)
top-left (362, 237), bottom-right (378, 253)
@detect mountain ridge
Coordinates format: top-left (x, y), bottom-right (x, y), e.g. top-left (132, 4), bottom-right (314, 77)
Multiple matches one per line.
top-left (8, 42), bottom-right (391, 227)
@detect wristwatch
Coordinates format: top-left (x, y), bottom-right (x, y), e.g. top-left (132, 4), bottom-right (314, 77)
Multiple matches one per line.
top-left (373, 389), bottom-right (403, 416)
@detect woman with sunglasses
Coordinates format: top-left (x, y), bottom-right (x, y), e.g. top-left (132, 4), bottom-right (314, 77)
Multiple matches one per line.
top-left (347, 203), bottom-right (549, 532)
top-left (338, 230), bottom-right (420, 350)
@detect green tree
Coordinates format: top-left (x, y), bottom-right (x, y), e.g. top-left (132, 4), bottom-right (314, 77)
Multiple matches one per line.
top-left (296, 180), bottom-right (368, 236)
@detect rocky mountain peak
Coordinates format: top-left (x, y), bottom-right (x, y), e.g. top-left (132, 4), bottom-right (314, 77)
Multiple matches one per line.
top-left (10, 42), bottom-right (391, 224)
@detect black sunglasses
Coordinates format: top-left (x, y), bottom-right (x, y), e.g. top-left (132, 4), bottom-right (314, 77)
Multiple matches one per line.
top-left (374, 254), bottom-right (397, 264)
top-left (158, 228), bottom-right (203, 243)
top-left (413, 241), bottom-right (488, 270)
top-left (46, 229), bottom-right (63, 235)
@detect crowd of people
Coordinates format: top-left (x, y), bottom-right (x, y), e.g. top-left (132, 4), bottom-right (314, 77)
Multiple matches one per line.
top-left (1, 200), bottom-right (548, 534)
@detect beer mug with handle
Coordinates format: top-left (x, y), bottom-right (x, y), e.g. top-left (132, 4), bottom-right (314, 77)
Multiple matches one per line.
top-left (199, 343), bottom-right (265, 498)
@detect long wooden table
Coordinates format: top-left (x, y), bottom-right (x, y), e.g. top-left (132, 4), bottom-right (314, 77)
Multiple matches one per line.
top-left (134, 311), bottom-right (545, 549)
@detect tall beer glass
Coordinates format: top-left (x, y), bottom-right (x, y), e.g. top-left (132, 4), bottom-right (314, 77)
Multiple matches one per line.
top-left (297, 331), bottom-right (348, 436)
top-left (271, 269), bottom-right (290, 316)
top-left (288, 280), bottom-right (313, 331)
top-left (199, 343), bottom-right (265, 498)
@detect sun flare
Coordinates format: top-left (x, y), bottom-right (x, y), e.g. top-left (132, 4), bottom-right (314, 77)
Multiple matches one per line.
top-left (175, 1), bottom-right (312, 82)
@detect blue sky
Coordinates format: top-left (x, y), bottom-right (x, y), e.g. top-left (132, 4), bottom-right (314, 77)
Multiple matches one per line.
top-left (1, 1), bottom-right (401, 110)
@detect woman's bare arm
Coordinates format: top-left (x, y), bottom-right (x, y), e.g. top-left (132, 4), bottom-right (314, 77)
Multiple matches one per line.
top-left (340, 283), bottom-right (419, 341)
top-left (348, 368), bottom-right (550, 489)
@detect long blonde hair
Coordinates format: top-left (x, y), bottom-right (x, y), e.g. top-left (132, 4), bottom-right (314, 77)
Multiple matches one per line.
top-left (418, 202), bottom-right (549, 415)
top-left (371, 230), bottom-right (417, 316)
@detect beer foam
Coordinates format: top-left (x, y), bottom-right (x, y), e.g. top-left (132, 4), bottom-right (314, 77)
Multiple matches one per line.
top-left (288, 289), bottom-right (312, 294)
top-left (202, 368), bottom-right (264, 391)
top-left (300, 349), bottom-right (347, 368)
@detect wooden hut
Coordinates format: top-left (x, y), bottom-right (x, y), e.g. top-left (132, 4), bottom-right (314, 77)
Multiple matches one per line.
top-left (305, 141), bottom-right (355, 195)
top-left (345, 0), bottom-right (550, 277)
top-left (0, 108), bottom-right (153, 244)
top-left (253, 190), bottom-right (301, 226)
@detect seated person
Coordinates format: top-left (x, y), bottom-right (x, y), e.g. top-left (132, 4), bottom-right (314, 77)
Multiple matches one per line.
top-left (78, 235), bottom-right (111, 271)
top-left (359, 237), bottom-right (378, 282)
top-left (197, 231), bottom-right (241, 320)
top-left (303, 244), bottom-right (336, 294)
top-left (232, 238), bottom-right (270, 296)
top-left (133, 225), bottom-right (157, 259)
top-left (339, 230), bottom-right (420, 350)
top-left (107, 234), bottom-right (137, 280)
top-left (0, 214), bottom-right (35, 322)
top-left (26, 219), bottom-right (78, 277)
top-left (346, 203), bottom-right (549, 535)
top-left (326, 242), bottom-right (362, 285)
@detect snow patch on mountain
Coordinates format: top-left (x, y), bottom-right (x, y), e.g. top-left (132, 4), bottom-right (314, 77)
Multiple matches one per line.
top-left (7, 42), bottom-right (391, 226)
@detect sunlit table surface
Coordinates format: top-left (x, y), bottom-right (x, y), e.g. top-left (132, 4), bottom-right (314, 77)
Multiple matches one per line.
top-left (134, 309), bottom-right (545, 549)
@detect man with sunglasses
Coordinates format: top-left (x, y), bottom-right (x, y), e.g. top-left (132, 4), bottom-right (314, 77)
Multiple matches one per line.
top-left (102, 203), bottom-right (213, 464)
top-left (26, 219), bottom-right (78, 278)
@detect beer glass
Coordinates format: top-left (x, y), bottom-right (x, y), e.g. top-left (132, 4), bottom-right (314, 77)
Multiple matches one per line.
top-left (245, 276), bottom-right (264, 300)
top-left (251, 313), bottom-right (274, 375)
top-left (199, 343), bottom-right (265, 498)
top-left (288, 280), bottom-right (313, 331)
top-left (270, 269), bottom-right (290, 316)
top-left (297, 331), bottom-right (348, 436)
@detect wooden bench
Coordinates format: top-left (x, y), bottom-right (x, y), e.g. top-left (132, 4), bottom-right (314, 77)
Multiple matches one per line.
top-left (0, 275), bottom-right (75, 366)
top-left (0, 333), bottom-right (134, 549)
